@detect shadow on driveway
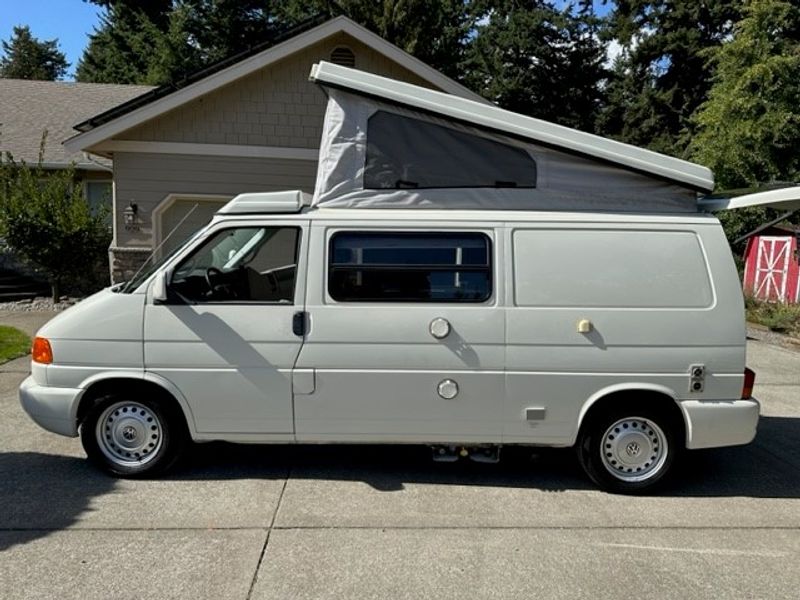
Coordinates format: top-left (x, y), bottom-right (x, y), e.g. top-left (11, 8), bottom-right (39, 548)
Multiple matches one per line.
top-left (174, 415), bottom-right (800, 498)
top-left (2, 416), bottom-right (798, 552)
top-left (0, 453), bottom-right (116, 552)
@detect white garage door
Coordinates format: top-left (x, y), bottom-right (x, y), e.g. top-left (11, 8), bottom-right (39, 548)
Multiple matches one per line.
top-left (158, 197), bottom-right (231, 254)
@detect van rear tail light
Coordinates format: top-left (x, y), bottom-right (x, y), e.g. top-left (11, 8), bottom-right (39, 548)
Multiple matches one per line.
top-left (32, 337), bottom-right (53, 364)
top-left (742, 367), bottom-right (756, 399)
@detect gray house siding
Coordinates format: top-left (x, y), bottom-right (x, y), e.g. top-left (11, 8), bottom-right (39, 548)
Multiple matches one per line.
top-left (119, 34), bottom-right (432, 150)
top-left (111, 152), bottom-right (316, 281)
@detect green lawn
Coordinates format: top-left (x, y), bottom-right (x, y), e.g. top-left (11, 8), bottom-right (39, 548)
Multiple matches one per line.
top-left (0, 325), bottom-right (30, 364)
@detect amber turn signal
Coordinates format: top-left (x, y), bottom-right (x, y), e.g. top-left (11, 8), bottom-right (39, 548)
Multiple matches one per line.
top-left (31, 337), bottom-right (53, 364)
top-left (742, 367), bottom-right (756, 400)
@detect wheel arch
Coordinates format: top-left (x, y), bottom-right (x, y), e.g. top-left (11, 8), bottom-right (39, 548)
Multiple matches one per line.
top-left (574, 383), bottom-right (687, 447)
top-left (76, 372), bottom-right (197, 437)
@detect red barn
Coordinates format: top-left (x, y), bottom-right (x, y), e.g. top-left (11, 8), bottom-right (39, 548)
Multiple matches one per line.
top-left (742, 225), bottom-right (800, 303)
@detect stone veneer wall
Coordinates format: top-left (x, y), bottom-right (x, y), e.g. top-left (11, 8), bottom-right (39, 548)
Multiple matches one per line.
top-left (110, 246), bottom-right (151, 284)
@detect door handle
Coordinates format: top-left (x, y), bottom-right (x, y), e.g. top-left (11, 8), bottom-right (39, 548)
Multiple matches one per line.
top-left (292, 311), bottom-right (307, 337)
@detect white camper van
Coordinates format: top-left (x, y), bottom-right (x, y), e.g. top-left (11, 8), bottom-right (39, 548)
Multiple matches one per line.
top-left (21, 62), bottom-right (791, 493)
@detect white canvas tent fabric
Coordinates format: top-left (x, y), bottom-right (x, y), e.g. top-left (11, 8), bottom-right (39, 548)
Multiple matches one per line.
top-left (312, 88), bottom-right (699, 212)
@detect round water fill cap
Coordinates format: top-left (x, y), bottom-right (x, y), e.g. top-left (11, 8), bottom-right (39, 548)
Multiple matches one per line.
top-left (438, 379), bottom-right (459, 399)
top-left (429, 317), bottom-right (451, 339)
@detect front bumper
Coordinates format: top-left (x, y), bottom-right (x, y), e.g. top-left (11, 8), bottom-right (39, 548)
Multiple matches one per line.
top-left (680, 398), bottom-right (761, 449)
top-left (19, 376), bottom-right (81, 437)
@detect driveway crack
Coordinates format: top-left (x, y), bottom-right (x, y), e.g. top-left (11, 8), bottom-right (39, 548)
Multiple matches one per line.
top-left (245, 463), bottom-right (291, 600)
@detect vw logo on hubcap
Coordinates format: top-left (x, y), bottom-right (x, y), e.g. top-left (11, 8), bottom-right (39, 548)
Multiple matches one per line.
top-left (625, 441), bottom-right (641, 457)
top-left (121, 426), bottom-right (137, 441)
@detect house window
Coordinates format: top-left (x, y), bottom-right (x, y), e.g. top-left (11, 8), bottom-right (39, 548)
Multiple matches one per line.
top-left (330, 46), bottom-right (355, 67)
top-left (85, 180), bottom-right (112, 215)
top-left (328, 231), bottom-right (492, 302)
top-left (364, 111), bottom-right (537, 190)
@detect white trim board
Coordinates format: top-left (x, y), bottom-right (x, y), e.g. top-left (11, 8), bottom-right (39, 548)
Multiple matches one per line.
top-left (64, 16), bottom-right (486, 154)
top-left (95, 140), bottom-right (319, 161)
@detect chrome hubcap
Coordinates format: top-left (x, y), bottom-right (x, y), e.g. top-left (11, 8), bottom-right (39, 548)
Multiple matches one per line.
top-left (95, 402), bottom-right (163, 467)
top-left (600, 417), bottom-right (668, 482)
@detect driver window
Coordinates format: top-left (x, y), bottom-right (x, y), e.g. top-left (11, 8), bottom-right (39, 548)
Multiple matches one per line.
top-left (170, 226), bottom-right (300, 303)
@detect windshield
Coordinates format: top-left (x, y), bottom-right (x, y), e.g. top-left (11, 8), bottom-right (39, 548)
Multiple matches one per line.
top-left (119, 229), bottom-right (205, 294)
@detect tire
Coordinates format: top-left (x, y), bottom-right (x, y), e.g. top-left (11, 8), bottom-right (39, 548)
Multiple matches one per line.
top-left (80, 394), bottom-right (186, 477)
top-left (576, 402), bottom-right (681, 494)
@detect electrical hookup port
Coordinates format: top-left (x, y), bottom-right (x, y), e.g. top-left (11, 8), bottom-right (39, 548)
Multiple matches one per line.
top-left (431, 445), bottom-right (501, 464)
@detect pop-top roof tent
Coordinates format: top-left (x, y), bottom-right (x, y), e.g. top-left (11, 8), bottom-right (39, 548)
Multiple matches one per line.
top-left (308, 61), bottom-right (716, 213)
top-left (220, 62), bottom-right (800, 216)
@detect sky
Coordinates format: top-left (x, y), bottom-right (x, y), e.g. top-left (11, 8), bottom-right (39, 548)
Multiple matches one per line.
top-left (0, 0), bottom-right (103, 80)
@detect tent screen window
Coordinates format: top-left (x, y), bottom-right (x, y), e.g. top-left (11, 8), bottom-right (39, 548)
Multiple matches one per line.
top-left (364, 111), bottom-right (537, 189)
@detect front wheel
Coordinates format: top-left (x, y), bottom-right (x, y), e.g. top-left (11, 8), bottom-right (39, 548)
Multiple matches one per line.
top-left (81, 396), bottom-right (185, 477)
top-left (576, 404), bottom-right (680, 494)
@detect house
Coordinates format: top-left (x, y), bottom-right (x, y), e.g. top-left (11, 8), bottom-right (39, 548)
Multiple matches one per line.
top-left (742, 224), bottom-right (800, 303)
top-left (0, 78), bottom-right (154, 211)
top-left (0, 78), bottom-right (153, 297)
top-left (63, 16), bottom-right (486, 283)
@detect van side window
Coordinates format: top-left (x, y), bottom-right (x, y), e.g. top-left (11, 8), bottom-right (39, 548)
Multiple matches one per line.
top-left (329, 232), bottom-right (492, 302)
top-left (170, 227), bottom-right (299, 303)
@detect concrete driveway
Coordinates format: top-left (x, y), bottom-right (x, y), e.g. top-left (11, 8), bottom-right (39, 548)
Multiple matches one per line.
top-left (1, 311), bottom-right (799, 599)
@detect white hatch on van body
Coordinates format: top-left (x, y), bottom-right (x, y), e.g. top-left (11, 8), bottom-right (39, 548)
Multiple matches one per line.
top-left (216, 190), bottom-right (311, 215)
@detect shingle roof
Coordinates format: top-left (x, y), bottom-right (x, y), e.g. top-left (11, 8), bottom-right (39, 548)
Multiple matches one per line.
top-left (0, 79), bottom-right (154, 170)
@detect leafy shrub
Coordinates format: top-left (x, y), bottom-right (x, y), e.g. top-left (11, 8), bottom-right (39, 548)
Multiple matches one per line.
top-left (0, 139), bottom-right (111, 301)
top-left (745, 296), bottom-right (800, 336)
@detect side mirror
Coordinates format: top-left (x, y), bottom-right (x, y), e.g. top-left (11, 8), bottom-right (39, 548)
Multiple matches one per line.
top-left (152, 271), bottom-right (169, 303)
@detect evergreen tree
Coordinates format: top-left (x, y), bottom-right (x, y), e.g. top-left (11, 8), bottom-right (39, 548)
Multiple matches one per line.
top-left (0, 25), bottom-right (69, 80)
top-left (77, 1), bottom-right (472, 85)
top-left (77, 1), bottom-right (306, 85)
top-left (690, 0), bottom-right (800, 251)
top-left (181, 1), bottom-right (299, 67)
top-left (692, 0), bottom-right (800, 189)
top-left (76, 1), bottom-right (193, 85)
top-left (598, 0), bottom-right (741, 155)
top-left (463, 1), bottom-right (607, 132)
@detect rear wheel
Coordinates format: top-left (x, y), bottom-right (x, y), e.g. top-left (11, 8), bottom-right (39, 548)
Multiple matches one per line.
top-left (577, 403), bottom-right (680, 494)
top-left (81, 395), bottom-right (185, 477)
